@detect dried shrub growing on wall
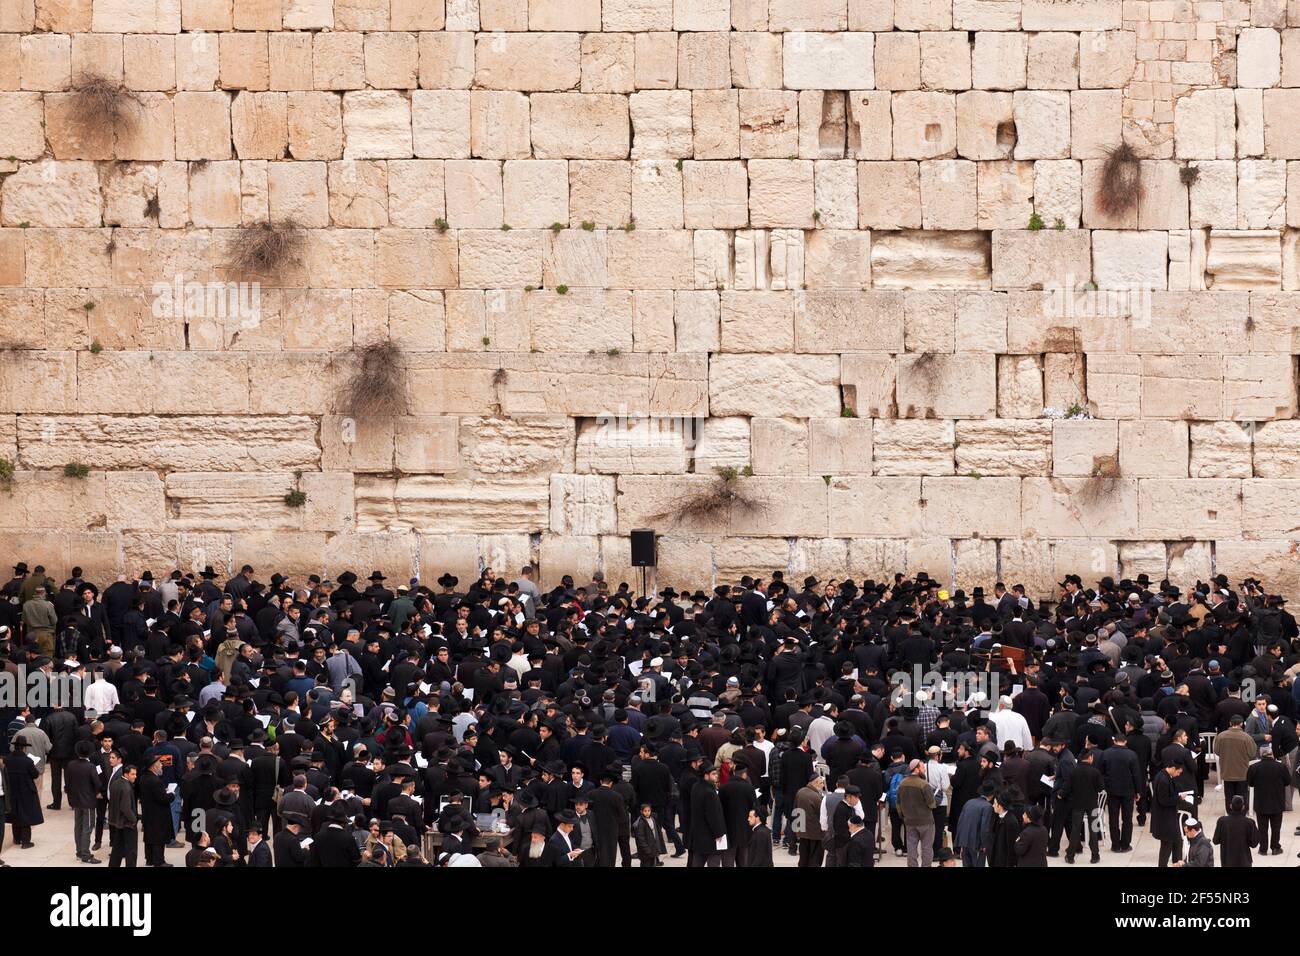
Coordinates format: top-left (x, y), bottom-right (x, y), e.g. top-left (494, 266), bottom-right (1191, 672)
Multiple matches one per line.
top-left (654, 467), bottom-right (758, 525)
top-left (1097, 142), bottom-right (1142, 217)
top-left (227, 221), bottom-right (304, 278)
top-left (67, 73), bottom-right (141, 137)
top-left (343, 341), bottom-right (404, 419)
top-left (1078, 454), bottom-right (1121, 506)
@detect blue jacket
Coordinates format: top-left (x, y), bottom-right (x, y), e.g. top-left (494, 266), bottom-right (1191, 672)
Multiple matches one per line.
top-left (954, 797), bottom-right (993, 852)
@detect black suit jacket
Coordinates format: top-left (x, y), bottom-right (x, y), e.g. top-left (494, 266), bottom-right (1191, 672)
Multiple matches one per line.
top-left (746, 825), bottom-right (774, 866)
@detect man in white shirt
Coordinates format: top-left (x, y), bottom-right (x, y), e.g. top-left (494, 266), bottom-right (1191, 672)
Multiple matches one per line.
top-left (84, 669), bottom-right (120, 715)
top-left (988, 696), bottom-right (1035, 754)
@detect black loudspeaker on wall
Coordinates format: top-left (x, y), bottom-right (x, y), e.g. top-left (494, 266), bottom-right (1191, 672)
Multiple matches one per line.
top-left (630, 529), bottom-right (657, 567)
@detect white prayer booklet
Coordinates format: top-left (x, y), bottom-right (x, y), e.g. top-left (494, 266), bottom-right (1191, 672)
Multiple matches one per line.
top-left (715, 835), bottom-right (728, 851)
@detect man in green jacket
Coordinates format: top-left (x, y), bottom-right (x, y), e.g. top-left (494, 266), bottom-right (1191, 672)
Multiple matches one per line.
top-left (897, 759), bottom-right (938, 867)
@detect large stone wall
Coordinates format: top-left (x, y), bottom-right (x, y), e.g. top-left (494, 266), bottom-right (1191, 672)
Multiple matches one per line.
top-left (1, 0), bottom-right (1300, 596)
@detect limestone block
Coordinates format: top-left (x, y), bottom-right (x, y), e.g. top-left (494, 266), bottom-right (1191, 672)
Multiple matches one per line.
top-left (921, 476), bottom-right (1021, 537)
top-left (0, 93), bottom-right (45, 161)
top-left (1084, 353), bottom-right (1140, 419)
top-left (809, 417), bottom-right (873, 475)
top-left (408, 90), bottom-right (470, 159)
top-left (678, 31), bottom-right (729, 89)
top-left (531, 94), bottom-right (630, 160)
top-left (0, 162), bottom-right (101, 227)
top-left (921, 31), bottom-right (973, 91)
top-left (550, 474), bottom-right (616, 535)
top-left (606, 229), bottom-right (694, 289)
top-left (955, 419), bottom-right (1051, 476)
top-left (312, 33), bottom-right (365, 90)
top-left (1118, 420), bottom-right (1189, 478)
top-left (388, 160), bottom-right (445, 227)
top-left (1051, 419), bottom-right (1116, 477)
top-left (953, 0), bottom-right (1020, 29)
top-left (691, 416), bottom-right (751, 472)
top-left (728, 477), bottom-right (830, 537)
top-left (1215, 540), bottom-right (1300, 599)
top-left (604, 0), bottom-right (672, 30)
top-left (418, 32), bottom-right (475, 89)
top-left (474, 32), bottom-right (579, 92)
top-left (1189, 422), bottom-right (1253, 478)
top-left (683, 161), bottom-right (748, 228)
top-left (611, 475), bottom-right (725, 536)
top-left (975, 161), bottom-right (1033, 229)
top-left (996, 355), bottom-right (1044, 418)
top-left (631, 159), bottom-right (684, 228)
top-left (1175, 89), bottom-right (1237, 160)
top-left (165, 472), bottom-right (304, 530)
top-left (1138, 479), bottom-right (1242, 538)
top-left (956, 90), bottom-right (1013, 159)
top-left (343, 91), bottom-right (412, 159)
top-left (847, 91), bottom-right (893, 160)
top-left (1070, 89), bottom-right (1122, 159)
top-left (891, 91), bottom-right (957, 159)
top-left (542, 230), bottom-right (608, 288)
top-left (827, 477), bottom-right (923, 536)
top-left (673, 290), bottom-right (718, 351)
top-left (569, 161), bottom-right (631, 227)
top-left (902, 290), bottom-right (955, 353)
top-left (709, 354), bottom-right (841, 418)
top-left (459, 230), bottom-right (542, 287)
top-left (374, 229), bottom-right (458, 289)
top-left (857, 161), bottom-right (921, 228)
top-left (1078, 30), bottom-right (1135, 89)
top-left (1138, 354), bottom-right (1222, 420)
top-left (1205, 229), bottom-right (1282, 289)
top-left (1166, 540), bottom-right (1213, 586)
top-left (284, 0), bottom-right (333, 28)
top-left (972, 31), bottom-right (1027, 90)
top-left (730, 33), bottom-right (782, 89)
top-left (629, 90), bottom-right (693, 158)
top-left (1240, 28), bottom-right (1283, 88)
top-left (840, 353), bottom-right (896, 417)
top-left (1238, 90), bottom-right (1265, 159)
top-left (1238, 160), bottom-right (1288, 229)
top-left (793, 290), bottom-right (905, 352)
top-left (874, 31), bottom-right (920, 91)
top-left (893, 0), bottom-right (948, 29)
top-left (751, 417), bottom-right (808, 474)
top-left (1092, 230), bottom-right (1168, 290)
top-left (696, 229), bottom-right (731, 289)
top-left (871, 231), bottom-right (991, 288)
top-left (782, 32), bottom-right (874, 89)
top-left (357, 476), bottom-right (549, 533)
top-left (1224, 353), bottom-right (1297, 420)
top-left (692, 90), bottom-right (740, 158)
top-left (1253, 421), bottom-right (1300, 477)
top-left (1116, 541), bottom-right (1167, 582)
top-left (872, 419), bottom-right (955, 475)
top-left (1013, 91), bottom-right (1071, 159)
top-left (287, 92), bottom-right (344, 161)
top-left (749, 159), bottom-right (815, 228)
top-left (921, 160), bottom-right (978, 229)
top-left (803, 229), bottom-right (871, 290)
top-left (991, 229), bottom-right (1091, 289)
top-left (634, 32), bottom-right (678, 89)
top-left (1020, 476), bottom-right (1139, 537)
top-left (575, 417), bottom-right (690, 474)
top-left (445, 160), bottom-right (503, 228)
top-left (1021, 0), bottom-right (1119, 29)
top-left (719, 292), bottom-right (794, 352)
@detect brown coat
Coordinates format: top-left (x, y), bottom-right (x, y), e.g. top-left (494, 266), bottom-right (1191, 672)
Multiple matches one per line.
top-left (897, 774), bottom-right (937, 826)
top-left (1214, 726), bottom-right (1258, 782)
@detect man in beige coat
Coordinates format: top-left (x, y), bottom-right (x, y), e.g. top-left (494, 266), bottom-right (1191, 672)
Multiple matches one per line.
top-left (1214, 715), bottom-right (1258, 811)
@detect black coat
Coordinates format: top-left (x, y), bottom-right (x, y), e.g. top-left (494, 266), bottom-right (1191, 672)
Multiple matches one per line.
top-left (1213, 811), bottom-right (1259, 867)
top-left (687, 780), bottom-right (726, 856)
top-left (273, 830), bottom-right (309, 867)
top-left (310, 824), bottom-right (361, 867)
top-left (1150, 770), bottom-right (1193, 843)
top-left (988, 812), bottom-right (1021, 867)
top-left (1014, 822), bottom-right (1048, 866)
top-left (1246, 756), bottom-right (1290, 815)
top-left (3, 752), bottom-right (42, 827)
top-left (719, 778), bottom-right (756, 847)
top-left (746, 825), bottom-right (774, 866)
top-left (586, 785), bottom-right (627, 867)
top-left (63, 757), bottom-right (102, 810)
top-left (140, 771), bottom-right (175, 845)
top-left (844, 827), bottom-right (875, 867)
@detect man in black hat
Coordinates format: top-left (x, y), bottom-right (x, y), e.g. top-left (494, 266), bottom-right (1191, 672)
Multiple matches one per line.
top-left (107, 762), bottom-right (139, 868)
top-left (543, 810), bottom-right (584, 866)
top-left (273, 811), bottom-right (310, 866)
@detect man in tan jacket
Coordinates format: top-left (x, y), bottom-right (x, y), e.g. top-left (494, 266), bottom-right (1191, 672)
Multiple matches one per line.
top-left (1214, 715), bottom-right (1258, 811)
top-left (897, 759), bottom-right (939, 867)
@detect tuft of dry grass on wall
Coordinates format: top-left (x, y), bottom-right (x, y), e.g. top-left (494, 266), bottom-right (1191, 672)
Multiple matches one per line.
top-left (654, 467), bottom-right (758, 525)
top-left (1078, 453), bottom-right (1121, 506)
top-left (1097, 142), bottom-right (1143, 217)
top-left (227, 221), bottom-right (304, 277)
top-left (67, 73), bottom-right (141, 137)
top-left (909, 352), bottom-right (943, 390)
top-left (1179, 164), bottom-right (1200, 187)
top-left (343, 340), bottom-right (404, 419)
